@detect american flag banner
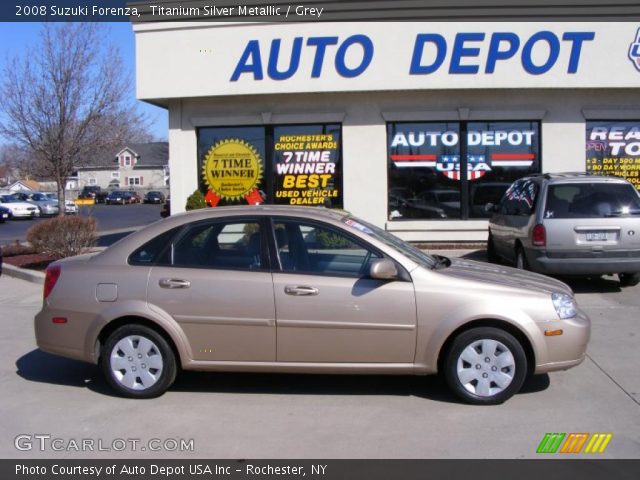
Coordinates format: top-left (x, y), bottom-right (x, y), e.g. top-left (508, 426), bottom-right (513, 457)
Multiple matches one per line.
top-left (391, 151), bottom-right (536, 180)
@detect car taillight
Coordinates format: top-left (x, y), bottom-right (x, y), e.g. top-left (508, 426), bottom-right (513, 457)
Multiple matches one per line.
top-left (532, 224), bottom-right (546, 247)
top-left (43, 265), bottom-right (61, 300)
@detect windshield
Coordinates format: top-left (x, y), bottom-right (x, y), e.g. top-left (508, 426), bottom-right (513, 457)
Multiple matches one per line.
top-left (341, 215), bottom-right (436, 269)
top-left (0, 195), bottom-right (19, 203)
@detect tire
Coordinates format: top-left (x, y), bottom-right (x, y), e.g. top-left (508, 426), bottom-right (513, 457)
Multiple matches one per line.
top-left (101, 324), bottom-right (177, 399)
top-left (443, 327), bottom-right (527, 405)
top-left (487, 233), bottom-right (498, 263)
top-left (619, 273), bottom-right (640, 287)
top-left (515, 246), bottom-right (529, 270)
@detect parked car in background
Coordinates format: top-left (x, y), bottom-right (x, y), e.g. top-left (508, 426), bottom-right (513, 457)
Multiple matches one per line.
top-left (402, 189), bottom-right (461, 218)
top-left (106, 191), bottom-right (135, 205)
top-left (144, 191), bottom-right (166, 204)
top-left (36, 206), bottom-right (590, 404)
top-left (43, 193), bottom-right (78, 215)
top-left (488, 173), bottom-right (640, 286)
top-left (17, 192), bottom-right (60, 217)
top-left (0, 194), bottom-right (38, 219)
top-left (129, 191), bottom-right (142, 204)
top-left (0, 205), bottom-right (10, 223)
top-left (160, 198), bottom-right (171, 218)
top-left (79, 185), bottom-right (107, 203)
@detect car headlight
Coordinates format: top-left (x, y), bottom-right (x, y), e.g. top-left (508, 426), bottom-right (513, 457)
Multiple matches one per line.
top-left (551, 293), bottom-right (577, 319)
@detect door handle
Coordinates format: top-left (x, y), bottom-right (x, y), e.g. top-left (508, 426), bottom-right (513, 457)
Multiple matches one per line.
top-left (284, 285), bottom-right (319, 296)
top-left (159, 278), bottom-right (191, 289)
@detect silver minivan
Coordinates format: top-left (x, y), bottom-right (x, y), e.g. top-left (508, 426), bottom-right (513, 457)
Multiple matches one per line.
top-left (488, 173), bottom-right (640, 286)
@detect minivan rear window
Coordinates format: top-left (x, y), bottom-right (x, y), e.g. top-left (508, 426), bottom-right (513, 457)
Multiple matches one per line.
top-left (545, 183), bottom-right (640, 219)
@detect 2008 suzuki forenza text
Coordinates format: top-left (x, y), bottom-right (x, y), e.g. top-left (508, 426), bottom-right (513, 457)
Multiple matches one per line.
top-left (35, 206), bottom-right (590, 404)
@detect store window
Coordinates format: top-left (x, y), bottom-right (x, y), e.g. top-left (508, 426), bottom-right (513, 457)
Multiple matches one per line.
top-left (586, 121), bottom-right (640, 191)
top-left (197, 124), bottom-right (342, 208)
top-left (387, 121), bottom-right (540, 220)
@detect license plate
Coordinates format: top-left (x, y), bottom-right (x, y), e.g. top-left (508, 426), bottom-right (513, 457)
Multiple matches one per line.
top-left (1, 213), bottom-right (7, 219)
top-left (586, 232), bottom-right (608, 241)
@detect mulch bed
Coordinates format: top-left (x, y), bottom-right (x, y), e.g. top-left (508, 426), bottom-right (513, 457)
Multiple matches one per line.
top-left (2, 253), bottom-right (55, 271)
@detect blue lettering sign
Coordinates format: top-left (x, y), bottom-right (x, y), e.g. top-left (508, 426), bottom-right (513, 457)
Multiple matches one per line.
top-left (307, 37), bottom-right (339, 78)
top-left (335, 35), bottom-right (374, 78)
top-left (410, 34), bottom-right (447, 74)
top-left (450, 33), bottom-right (485, 74)
top-left (230, 40), bottom-right (263, 81)
top-left (521, 31), bottom-right (560, 75)
top-left (485, 32), bottom-right (520, 73)
top-left (268, 37), bottom-right (303, 80)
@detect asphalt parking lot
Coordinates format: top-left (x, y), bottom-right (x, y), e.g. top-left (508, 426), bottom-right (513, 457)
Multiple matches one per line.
top-left (0, 251), bottom-right (639, 459)
top-left (0, 204), bottom-right (163, 245)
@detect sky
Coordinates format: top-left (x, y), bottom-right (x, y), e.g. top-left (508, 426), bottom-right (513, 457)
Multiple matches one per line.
top-left (0, 22), bottom-right (169, 143)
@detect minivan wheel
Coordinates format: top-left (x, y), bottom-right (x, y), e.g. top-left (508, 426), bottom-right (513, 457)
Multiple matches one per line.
top-left (515, 247), bottom-right (529, 270)
top-left (101, 324), bottom-right (177, 399)
top-left (487, 233), bottom-right (498, 263)
top-left (444, 327), bottom-right (527, 405)
top-left (619, 273), bottom-right (640, 287)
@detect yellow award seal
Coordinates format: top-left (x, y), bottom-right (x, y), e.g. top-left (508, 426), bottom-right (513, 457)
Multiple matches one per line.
top-left (202, 139), bottom-right (263, 201)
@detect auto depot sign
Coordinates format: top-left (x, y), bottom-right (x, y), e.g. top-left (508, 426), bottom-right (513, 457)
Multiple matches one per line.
top-left (135, 23), bottom-right (640, 99)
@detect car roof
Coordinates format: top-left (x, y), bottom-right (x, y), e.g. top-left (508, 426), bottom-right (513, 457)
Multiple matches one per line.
top-left (525, 172), bottom-right (633, 184)
top-left (170, 205), bottom-right (347, 222)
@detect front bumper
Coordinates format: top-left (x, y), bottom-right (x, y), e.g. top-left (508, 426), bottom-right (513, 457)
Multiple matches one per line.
top-left (534, 310), bottom-right (591, 374)
top-left (11, 210), bottom-right (37, 218)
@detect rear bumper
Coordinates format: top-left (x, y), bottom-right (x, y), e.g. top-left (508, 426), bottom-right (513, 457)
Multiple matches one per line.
top-left (527, 249), bottom-right (640, 275)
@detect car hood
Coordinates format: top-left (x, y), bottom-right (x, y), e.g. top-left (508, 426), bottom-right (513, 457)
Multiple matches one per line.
top-left (436, 257), bottom-right (573, 296)
top-left (2, 201), bottom-right (36, 209)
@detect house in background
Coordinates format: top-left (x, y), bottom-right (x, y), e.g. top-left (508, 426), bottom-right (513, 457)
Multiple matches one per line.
top-left (7, 179), bottom-right (43, 192)
top-left (76, 142), bottom-right (169, 191)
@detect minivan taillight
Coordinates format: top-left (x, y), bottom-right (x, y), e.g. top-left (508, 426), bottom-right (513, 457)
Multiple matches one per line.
top-left (43, 265), bottom-right (61, 300)
top-left (532, 224), bottom-right (546, 247)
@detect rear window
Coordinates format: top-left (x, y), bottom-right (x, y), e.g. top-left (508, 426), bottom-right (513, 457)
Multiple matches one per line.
top-left (545, 183), bottom-right (640, 219)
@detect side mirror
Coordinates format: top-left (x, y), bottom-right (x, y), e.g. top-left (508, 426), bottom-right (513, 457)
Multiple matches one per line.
top-left (369, 258), bottom-right (398, 280)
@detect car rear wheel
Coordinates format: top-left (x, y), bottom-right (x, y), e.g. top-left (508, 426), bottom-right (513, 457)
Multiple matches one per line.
top-left (443, 327), bottom-right (527, 405)
top-left (619, 273), bottom-right (640, 287)
top-left (101, 324), bottom-right (177, 398)
top-left (515, 246), bottom-right (529, 270)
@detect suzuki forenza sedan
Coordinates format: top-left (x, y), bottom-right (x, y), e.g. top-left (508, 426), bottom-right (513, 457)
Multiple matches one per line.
top-left (35, 206), bottom-right (590, 404)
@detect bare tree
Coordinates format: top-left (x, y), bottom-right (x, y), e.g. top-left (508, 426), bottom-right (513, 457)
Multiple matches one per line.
top-left (0, 143), bottom-right (34, 182)
top-left (0, 23), bottom-right (151, 214)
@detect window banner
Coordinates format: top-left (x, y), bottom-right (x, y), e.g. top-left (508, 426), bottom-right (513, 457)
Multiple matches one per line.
top-left (586, 122), bottom-right (640, 190)
top-left (273, 127), bottom-right (342, 207)
top-left (201, 139), bottom-right (265, 206)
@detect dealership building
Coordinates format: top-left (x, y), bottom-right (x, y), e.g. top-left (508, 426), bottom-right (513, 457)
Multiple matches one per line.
top-left (134, 18), bottom-right (640, 241)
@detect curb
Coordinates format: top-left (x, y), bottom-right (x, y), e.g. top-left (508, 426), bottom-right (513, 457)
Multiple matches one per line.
top-left (1, 263), bottom-right (45, 284)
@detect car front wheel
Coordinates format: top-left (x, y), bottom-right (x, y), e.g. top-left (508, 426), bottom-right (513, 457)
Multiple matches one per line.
top-left (101, 324), bottom-right (177, 398)
top-left (443, 327), bottom-right (527, 405)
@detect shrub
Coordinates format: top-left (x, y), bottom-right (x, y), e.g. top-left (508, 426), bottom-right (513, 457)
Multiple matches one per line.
top-left (185, 189), bottom-right (207, 211)
top-left (26, 216), bottom-right (97, 260)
